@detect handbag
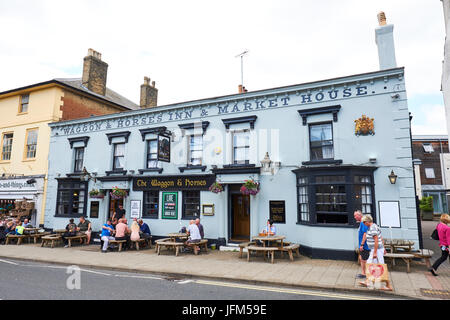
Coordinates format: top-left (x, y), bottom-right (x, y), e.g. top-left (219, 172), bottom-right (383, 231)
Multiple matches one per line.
top-left (431, 228), bottom-right (439, 241)
top-left (365, 258), bottom-right (390, 289)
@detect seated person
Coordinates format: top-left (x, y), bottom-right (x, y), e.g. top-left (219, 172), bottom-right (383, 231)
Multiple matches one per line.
top-left (114, 218), bottom-right (130, 249)
top-left (62, 218), bottom-right (78, 248)
top-left (264, 219), bottom-right (277, 235)
top-left (195, 218), bottom-right (204, 239)
top-left (138, 219), bottom-right (151, 238)
top-left (130, 221), bottom-right (141, 242)
top-left (77, 216), bottom-right (92, 245)
top-left (22, 218), bottom-right (32, 228)
top-left (5, 221), bottom-right (16, 235)
top-left (101, 220), bottom-right (115, 253)
top-left (185, 220), bottom-right (202, 254)
top-left (14, 222), bottom-right (25, 236)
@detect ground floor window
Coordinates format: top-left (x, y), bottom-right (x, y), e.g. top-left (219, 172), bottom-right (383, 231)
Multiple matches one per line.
top-left (423, 191), bottom-right (448, 213)
top-left (143, 190), bottom-right (159, 219)
top-left (182, 190), bottom-right (200, 219)
top-left (55, 179), bottom-right (87, 216)
top-left (294, 166), bottom-right (376, 226)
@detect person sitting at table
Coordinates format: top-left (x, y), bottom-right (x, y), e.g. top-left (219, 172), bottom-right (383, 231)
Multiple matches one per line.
top-left (101, 219), bottom-right (115, 253)
top-left (263, 219), bottom-right (276, 235)
top-left (62, 219), bottom-right (78, 248)
top-left (130, 220), bottom-right (141, 242)
top-left (22, 218), bottom-right (32, 228)
top-left (185, 220), bottom-right (202, 254)
top-left (77, 216), bottom-right (92, 245)
top-left (5, 220), bottom-right (16, 235)
top-left (14, 221), bottom-right (25, 236)
top-left (138, 219), bottom-right (152, 244)
top-left (195, 218), bottom-right (204, 239)
top-left (115, 218), bottom-right (131, 250)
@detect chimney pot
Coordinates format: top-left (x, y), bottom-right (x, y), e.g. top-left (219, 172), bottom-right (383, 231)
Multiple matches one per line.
top-left (82, 48), bottom-right (108, 96)
top-left (238, 84), bottom-right (243, 93)
top-left (144, 77), bottom-right (150, 85)
top-left (377, 11), bottom-right (387, 26)
top-left (140, 76), bottom-right (158, 108)
top-left (152, 81), bottom-right (156, 88)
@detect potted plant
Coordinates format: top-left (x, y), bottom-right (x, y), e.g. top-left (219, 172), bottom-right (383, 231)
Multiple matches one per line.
top-left (240, 179), bottom-right (260, 196)
top-left (110, 186), bottom-right (128, 200)
top-left (209, 181), bottom-right (224, 194)
top-left (419, 196), bottom-right (434, 221)
top-left (89, 189), bottom-right (105, 199)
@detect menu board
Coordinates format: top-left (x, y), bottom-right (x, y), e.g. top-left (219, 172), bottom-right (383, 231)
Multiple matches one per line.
top-left (269, 201), bottom-right (286, 224)
top-left (130, 200), bottom-right (141, 219)
top-left (162, 192), bottom-right (178, 219)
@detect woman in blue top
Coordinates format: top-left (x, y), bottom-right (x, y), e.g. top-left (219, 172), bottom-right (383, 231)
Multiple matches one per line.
top-left (101, 220), bottom-right (115, 253)
top-left (264, 219), bottom-right (276, 235)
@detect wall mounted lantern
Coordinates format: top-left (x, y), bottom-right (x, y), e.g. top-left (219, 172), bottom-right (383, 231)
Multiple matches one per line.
top-left (388, 170), bottom-right (397, 184)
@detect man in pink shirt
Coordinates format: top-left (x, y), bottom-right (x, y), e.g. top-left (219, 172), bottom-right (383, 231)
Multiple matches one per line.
top-left (430, 214), bottom-right (450, 276)
top-left (115, 218), bottom-right (130, 250)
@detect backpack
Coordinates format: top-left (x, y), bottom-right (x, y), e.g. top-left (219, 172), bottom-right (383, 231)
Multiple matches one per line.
top-left (431, 228), bottom-right (439, 241)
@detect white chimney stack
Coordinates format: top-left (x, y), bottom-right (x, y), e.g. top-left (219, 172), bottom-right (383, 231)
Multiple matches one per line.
top-left (375, 12), bottom-right (397, 70)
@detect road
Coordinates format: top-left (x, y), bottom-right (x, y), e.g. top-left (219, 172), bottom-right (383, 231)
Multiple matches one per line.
top-left (0, 258), bottom-right (393, 301)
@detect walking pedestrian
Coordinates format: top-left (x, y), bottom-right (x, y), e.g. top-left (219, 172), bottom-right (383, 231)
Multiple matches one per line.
top-left (429, 214), bottom-right (450, 276)
top-left (354, 210), bottom-right (370, 279)
top-left (361, 214), bottom-right (386, 264)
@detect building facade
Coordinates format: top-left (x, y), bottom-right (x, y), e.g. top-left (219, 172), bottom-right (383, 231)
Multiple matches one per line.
top-left (0, 49), bottom-right (141, 226)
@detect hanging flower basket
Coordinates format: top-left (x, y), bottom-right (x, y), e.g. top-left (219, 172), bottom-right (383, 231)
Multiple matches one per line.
top-left (209, 181), bottom-right (224, 194)
top-left (240, 179), bottom-right (260, 195)
top-left (110, 186), bottom-right (128, 200)
top-left (89, 189), bottom-right (105, 199)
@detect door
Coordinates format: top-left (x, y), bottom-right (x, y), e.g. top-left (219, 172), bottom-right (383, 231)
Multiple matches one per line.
top-left (107, 195), bottom-right (124, 221)
top-left (232, 193), bottom-right (250, 240)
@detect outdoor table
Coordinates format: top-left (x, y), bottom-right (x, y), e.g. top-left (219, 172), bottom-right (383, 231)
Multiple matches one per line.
top-left (24, 228), bottom-right (40, 234)
top-left (384, 239), bottom-right (415, 253)
top-left (252, 235), bottom-right (286, 248)
top-left (168, 233), bottom-right (188, 242)
top-left (53, 229), bottom-right (66, 235)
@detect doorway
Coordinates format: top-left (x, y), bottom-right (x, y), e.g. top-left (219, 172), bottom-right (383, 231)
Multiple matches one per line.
top-left (229, 185), bottom-right (250, 241)
top-left (107, 194), bottom-right (124, 222)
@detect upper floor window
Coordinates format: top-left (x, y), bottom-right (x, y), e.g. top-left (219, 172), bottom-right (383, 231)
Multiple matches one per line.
top-left (74, 147), bottom-right (84, 173)
top-left (309, 123), bottom-right (334, 161)
top-left (188, 135), bottom-right (203, 166)
top-left (425, 168), bottom-right (436, 179)
top-left (19, 94), bottom-right (29, 113)
top-left (1, 133), bottom-right (13, 161)
top-left (233, 130), bottom-right (250, 165)
top-left (113, 143), bottom-right (125, 170)
top-left (25, 129), bottom-right (38, 159)
top-left (422, 143), bottom-right (434, 153)
top-left (146, 139), bottom-right (158, 169)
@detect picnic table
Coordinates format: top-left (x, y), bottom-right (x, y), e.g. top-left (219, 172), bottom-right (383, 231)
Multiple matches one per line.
top-left (53, 229), bottom-right (67, 235)
top-left (24, 228), bottom-right (40, 234)
top-left (252, 235), bottom-right (286, 248)
top-left (384, 239), bottom-right (415, 253)
top-left (246, 235), bottom-right (300, 263)
top-left (167, 233), bottom-right (188, 242)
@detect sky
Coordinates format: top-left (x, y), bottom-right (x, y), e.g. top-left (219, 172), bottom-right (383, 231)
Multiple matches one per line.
top-left (0, 0), bottom-right (447, 136)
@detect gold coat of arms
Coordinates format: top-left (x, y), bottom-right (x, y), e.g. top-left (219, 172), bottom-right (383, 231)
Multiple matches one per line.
top-left (355, 115), bottom-right (375, 136)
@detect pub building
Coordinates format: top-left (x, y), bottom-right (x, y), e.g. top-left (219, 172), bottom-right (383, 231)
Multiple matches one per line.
top-left (43, 14), bottom-right (420, 260)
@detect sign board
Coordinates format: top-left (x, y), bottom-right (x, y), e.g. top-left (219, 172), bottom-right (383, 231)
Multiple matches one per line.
top-left (130, 200), bottom-right (141, 219)
top-left (202, 204), bottom-right (215, 216)
top-left (269, 201), bottom-right (286, 224)
top-left (157, 135), bottom-right (171, 163)
top-left (0, 179), bottom-right (37, 192)
top-left (162, 192), bottom-right (178, 219)
top-left (378, 201), bottom-right (401, 228)
top-left (133, 175), bottom-right (216, 191)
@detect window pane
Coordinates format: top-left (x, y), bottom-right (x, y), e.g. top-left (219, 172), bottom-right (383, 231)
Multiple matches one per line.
top-left (233, 131), bottom-right (249, 147)
top-left (310, 124), bottom-right (332, 141)
top-left (114, 143), bottom-right (125, 156)
top-left (2, 133), bottom-right (13, 161)
top-left (422, 144), bottom-right (434, 153)
top-left (425, 168), bottom-right (435, 179)
top-left (26, 129), bottom-right (38, 158)
top-left (114, 156), bottom-right (124, 169)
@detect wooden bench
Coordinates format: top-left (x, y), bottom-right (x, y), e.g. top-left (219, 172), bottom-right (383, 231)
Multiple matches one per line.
top-left (5, 234), bottom-right (29, 245)
top-left (185, 239), bottom-right (208, 255)
top-left (41, 235), bottom-right (62, 248)
top-left (131, 238), bottom-right (152, 250)
top-left (65, 234), bottom-right (87, 247)
top-left (247, 245), bottom-right (279, 264)
top-left (239, 241), bottom-right (256, 258)
top-left (412, 249), bottom-right (434, 268)
top-left (154, 238), bottom-right (170, 252)
top-left (155, 240), bottom-right (185, 256)
top-left (279, 244), bottom-right (300, 261)
top-left (108, 240), bottom-right (127, 252)
top-left (384, 253), bottom-right (415, 273)
top-left (29, 232), bottom-right (51, 244)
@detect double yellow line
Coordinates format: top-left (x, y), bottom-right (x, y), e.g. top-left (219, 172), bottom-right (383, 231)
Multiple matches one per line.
top-left (195, 280), bottom-right (388, 300)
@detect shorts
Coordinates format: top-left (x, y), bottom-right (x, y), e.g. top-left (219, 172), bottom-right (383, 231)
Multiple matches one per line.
top-left (187, 239), bottom-right (201, 244)
top-left (360, 249), bottom-right (370, 261)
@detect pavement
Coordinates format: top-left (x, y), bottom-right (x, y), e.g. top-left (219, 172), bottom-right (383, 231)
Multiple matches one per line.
top-left (0, 220), bottom-right (449, 300)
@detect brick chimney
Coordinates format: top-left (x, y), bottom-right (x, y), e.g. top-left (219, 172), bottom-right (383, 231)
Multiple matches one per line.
top-left (375, 12), bottom-right (397, 70)
top-left (82, 49), bottom-right (108, 96)
top-left (140, 76), bottom-right (158, 108)
top-left (238, 85), bottom-right (248, 93)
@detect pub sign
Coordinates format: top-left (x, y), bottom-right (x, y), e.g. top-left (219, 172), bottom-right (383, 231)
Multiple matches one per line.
top-left (269, 200), bottom-right (286, 224)
top-left (133, 175), bottom-right (216, 191)
top-left (157, 134), bottom-right (171, 162)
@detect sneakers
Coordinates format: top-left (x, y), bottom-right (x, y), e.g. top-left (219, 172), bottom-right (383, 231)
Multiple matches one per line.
top-left (64, 245), bottom-right (69, 248)
top-left (429, 268), bottom-right (438, 276)
top-left (101, 250), bottom-right (107, 253)
top-left (356, 274), bottom-right (366, 279)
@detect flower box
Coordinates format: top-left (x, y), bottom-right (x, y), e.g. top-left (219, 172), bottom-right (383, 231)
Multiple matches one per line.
top-left (209, 181), bottom-right (224, 194)
top-left (240, 179), bottom-right (260, 195)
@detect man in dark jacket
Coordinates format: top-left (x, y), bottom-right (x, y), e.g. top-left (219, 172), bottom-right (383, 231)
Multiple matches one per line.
top-left (195, 218), bottom-right (204, 239)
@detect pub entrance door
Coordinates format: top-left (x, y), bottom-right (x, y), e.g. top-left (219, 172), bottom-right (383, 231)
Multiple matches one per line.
top-left (107, 194), bottom-right (124, 222)
top-left (229, 185), bottom-right (250, 241)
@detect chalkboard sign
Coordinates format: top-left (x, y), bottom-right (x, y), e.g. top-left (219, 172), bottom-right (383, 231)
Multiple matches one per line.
top-left (162, 192), bottom-right (178, 219)
top-left (269, 201), bottom-right (286, 224)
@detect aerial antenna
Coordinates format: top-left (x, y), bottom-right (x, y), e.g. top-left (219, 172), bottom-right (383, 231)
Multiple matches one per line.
top-left (235, 50), bottom-right (249, 88)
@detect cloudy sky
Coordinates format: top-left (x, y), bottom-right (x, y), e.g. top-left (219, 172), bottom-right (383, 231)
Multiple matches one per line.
top-left (0, 0), bottom-right (447, 135)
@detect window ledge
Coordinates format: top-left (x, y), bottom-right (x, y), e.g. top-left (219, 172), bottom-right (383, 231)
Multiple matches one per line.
top-left (296, 222), bottom-right (358, 229)
top-left (138, 168), bottom-right (164, 174)
top-left (22, 158), bottom-right (37, 162)
top-left (105, 170), bottom-right (128, 176)
top-left (301, 159), bottom-right (343, 166)
top-left (178, 165), bottom-right (207, 173)
top-left (54, 214), bottom-right (85, 218)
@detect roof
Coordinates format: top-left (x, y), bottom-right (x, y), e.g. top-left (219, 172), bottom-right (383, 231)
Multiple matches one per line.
top-left (412, 135), bottom-right (448, 141)
top-left (421, 185), bottom-right (447, 192)
top-left (0, 78), bottom-right (139, 111)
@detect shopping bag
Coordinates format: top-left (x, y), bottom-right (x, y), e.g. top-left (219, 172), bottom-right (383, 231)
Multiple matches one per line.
top-left (365, 260), bottom-right (390, 289)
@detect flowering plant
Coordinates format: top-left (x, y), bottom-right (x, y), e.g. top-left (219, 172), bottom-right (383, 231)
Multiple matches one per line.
top-left (209, 181), bottom-right (224, 194)
top-left (110, 186), bottom-right (128, 200)
top-left (240, 179), bottom-right (260, 195)
top-left (89, 189), bottom-right (105, 198)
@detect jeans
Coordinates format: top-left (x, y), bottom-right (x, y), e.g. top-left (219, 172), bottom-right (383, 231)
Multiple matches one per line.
top-left (431, 248), bottom-right (449, 271)
top-left (101, 236), bottom-right (115, 251)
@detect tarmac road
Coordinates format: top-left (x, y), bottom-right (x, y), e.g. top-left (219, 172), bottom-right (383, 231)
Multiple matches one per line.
top-left (0, 258), bottom-right (393, 301)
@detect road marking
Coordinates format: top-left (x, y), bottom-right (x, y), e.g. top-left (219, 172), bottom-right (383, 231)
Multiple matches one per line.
top-left (0, 259), bottom-right (18, 265)
top-left (80, 269), bottom-right (111, 276)
top-left (195, 280), bottom-right (388, 300)
top-left (114, 274), bottom-right (164, 280)
top-left (177, 280), bottom-right (194, 284)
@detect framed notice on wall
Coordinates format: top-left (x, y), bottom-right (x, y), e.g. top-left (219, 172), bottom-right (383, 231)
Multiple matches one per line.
top-left (378, 201), bottom-right (401, 228)
top-left (130, 200), bottom-right (141, 219)
top-left (270, 201), bottom-right (286, 224)
top-left (162, 192), bottom-right (178, 219)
